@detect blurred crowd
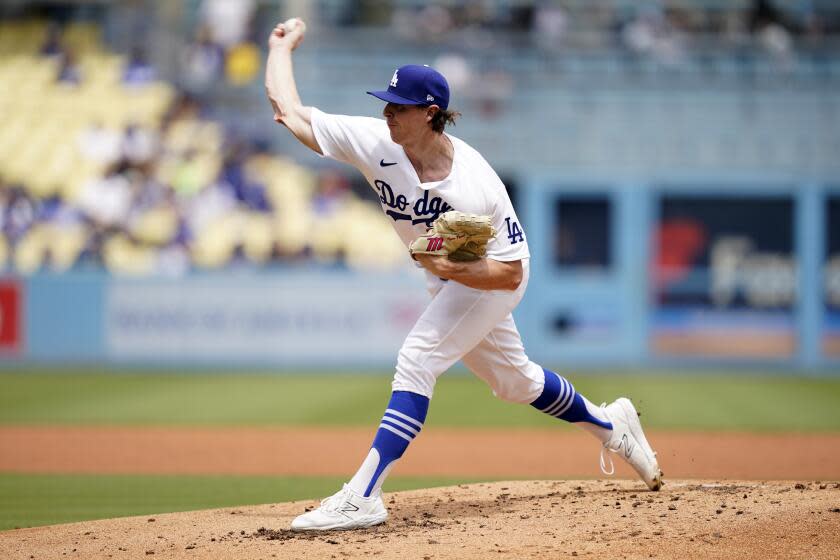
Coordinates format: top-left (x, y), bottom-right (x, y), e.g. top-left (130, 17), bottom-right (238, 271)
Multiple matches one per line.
top-left (181, 0), bottom-right (262, 94)
top-left (0, 16), bottom-right (407, 276)
top-left (170, 0), bottom-right (840, 122)
top-left (1, 0), bottom-right (838, 277)
top-left (345, 0), bottom-right (839, 48)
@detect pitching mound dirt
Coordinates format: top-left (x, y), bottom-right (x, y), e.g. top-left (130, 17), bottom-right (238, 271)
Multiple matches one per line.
top-left (2, 480), bottom-right (838, 560)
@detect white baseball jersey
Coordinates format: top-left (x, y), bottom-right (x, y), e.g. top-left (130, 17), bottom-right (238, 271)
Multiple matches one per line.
top-left (309, 107), bottom-right (544, 404)
top-left (310, 108), bottom-right (530, 262)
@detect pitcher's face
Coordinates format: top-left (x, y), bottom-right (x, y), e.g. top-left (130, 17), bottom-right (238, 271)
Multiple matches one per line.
top-left (382, 103), bottom-right (436, 145)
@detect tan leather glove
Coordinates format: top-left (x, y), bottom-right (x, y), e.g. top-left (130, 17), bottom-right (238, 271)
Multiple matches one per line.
top-left (409, 211), bottom-right (496, 262)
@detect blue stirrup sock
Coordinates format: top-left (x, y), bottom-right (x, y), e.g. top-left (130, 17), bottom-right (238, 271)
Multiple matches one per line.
top-left (348, 391), bottom-right (429, 497)
top-left (530, 368), bottom-right (613, 438)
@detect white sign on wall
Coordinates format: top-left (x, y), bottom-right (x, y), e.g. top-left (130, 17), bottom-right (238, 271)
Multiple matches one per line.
top-left (106, 271), bottom-right (427, 366)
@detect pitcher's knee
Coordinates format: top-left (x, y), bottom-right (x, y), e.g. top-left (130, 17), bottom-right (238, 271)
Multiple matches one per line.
top-left (491, 383), bottom-right (534, 403)
top-left (391, 349), bottom-right (436, 398)
top-left (486, 365), bottom-right (544, 404)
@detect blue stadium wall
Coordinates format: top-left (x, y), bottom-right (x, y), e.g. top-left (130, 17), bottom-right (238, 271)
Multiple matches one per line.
top-left (2, 179), bottom-right (838, 372)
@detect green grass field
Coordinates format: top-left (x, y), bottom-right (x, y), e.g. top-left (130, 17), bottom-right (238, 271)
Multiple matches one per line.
top-left (1, 370), bottom-right (839, 530)
top-left (3, 370), bottom-right (840, 430)
top-left (0, 474), bottom-right (485, 530)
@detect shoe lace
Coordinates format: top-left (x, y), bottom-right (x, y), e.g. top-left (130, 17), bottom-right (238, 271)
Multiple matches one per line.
top-left (599, 402), bottom-right (615, 476)
top-left (319, 485), bottom-right (352, 513)
top-left (600, 446), bottom-right (616, 476)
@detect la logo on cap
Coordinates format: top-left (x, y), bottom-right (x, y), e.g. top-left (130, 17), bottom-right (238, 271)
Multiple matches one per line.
top-left (367, 64), bottom-right (451, 110)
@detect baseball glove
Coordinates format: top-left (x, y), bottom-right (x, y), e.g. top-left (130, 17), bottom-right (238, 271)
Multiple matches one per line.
top-left (409, 211), bottom-right (496, 262)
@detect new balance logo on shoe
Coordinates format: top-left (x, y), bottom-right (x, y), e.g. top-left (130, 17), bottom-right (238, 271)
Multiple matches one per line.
top-left (290, 484), bottom-right (388, 530)
top-left (600, 398), bottom-right (663, 491)
top-left (622, 434), bottom-right (634, 458)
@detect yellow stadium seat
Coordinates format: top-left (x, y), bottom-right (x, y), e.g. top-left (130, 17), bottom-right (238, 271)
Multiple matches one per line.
top-left (103, 234), bottom-right (157, 275)
top-left (131, 206), bottom-right (179, 246)
top-left (190, 215), bottom-right (237, 268)
top-left (274, 210), bottom-right (310, 255)
top-left (242, 213), bottom-right (274, 263)
top-left (45, 224), bottom-right (87, 272)
top-left (63, 22), bottom-right (102, 54)
top-left (225, 42), bottom-right (260, 86)
top-left (14, 225), bottom-right (50, 274)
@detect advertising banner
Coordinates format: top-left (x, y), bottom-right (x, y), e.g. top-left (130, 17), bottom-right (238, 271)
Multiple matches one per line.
top-left (651, 194), bottom-right (796, 359)
top-left (106, 272), bottom-right (427, 366)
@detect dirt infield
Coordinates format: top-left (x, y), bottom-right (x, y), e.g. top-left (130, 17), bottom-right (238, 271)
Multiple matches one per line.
top-left (1, 480), bottom-right (838, 560)
top-left (2, 426), bottom-right (840, 480)
top-left (2, 427), bottom-right (839, 558)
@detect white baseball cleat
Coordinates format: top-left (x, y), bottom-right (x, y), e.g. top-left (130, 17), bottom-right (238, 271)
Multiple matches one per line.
top-left (290, 484), bottom-right (388, 531)
top-left (601, 397), bottom-right (664, 491)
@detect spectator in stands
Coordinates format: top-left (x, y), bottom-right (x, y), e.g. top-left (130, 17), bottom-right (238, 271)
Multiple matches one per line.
top-left (171, 150), bottom-right (206, 197)
top-left (620, 5), bottom-right (686, 68)
top-left (121, 123), bottom-right (160, 168)
top-left (533, 3), bottom-right (569, 50)
top-left (418, 5), bottom-right (454, 38)
top-left (225, 33), bottom-right (261, 86)
top-left (78, 122), bottom-right (123, 167)
top-left (122, 46), bottom-right (156, 86)
top-left (128, 168), bottom-right (171, 214)
top-left (312, 170), bottom-right (351, 217)
top-left (56, 47), bottom-right (81, 84)
top-left (1, 186), bottom-right (37, 244)
top-left (180, 25), bottom-right (225, 94)
top-left (476, 69), bottom-right (514, 119)
top-left (76, 167), bottom-right (133, 229)
top-left (161, 92), bottom-right (203, 130)
top-left (749, 0), bottom-right (794, 62)
top-left (433, 53), bottom-right (472, 94)
top-left (220, 142), bottom-right (270, 211)
top-left (200, 0), bottom-right (256, 50)
top-left (39, 23), bottom-right (63, 57)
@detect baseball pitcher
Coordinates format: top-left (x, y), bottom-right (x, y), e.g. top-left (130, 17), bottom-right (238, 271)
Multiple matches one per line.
top-left (265, 18), bottom-right (663, 532)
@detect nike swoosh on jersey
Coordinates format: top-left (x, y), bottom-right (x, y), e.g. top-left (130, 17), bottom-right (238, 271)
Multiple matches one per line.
top-left (385, 210), bottom-right (412, 221)
top-left (380, 159), bottom-right (398, 167)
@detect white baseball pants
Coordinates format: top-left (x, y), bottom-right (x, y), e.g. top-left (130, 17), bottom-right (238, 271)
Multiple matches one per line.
top-left (391, 258), bottom-right (545, 403)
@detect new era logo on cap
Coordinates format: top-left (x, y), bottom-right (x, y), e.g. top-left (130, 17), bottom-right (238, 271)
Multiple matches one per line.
top-left (367, 64), bottom-right (450, 110)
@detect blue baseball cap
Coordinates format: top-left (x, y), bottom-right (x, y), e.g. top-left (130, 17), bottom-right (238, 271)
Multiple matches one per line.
top-left (367, 64), bottom-right (450, 110)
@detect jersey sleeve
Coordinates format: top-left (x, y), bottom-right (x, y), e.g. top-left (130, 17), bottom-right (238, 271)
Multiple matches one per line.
top-left (310, 108), bottom-right (386, 172)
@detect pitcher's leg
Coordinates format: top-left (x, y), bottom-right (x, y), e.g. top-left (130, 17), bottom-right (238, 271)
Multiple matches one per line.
top-left (392, 280), bottom-right (525, 398)
top-left (462, 316), bottom-right (612, 439)
top-left (347, 391), bottom-right (429, 496)
top-left (350, 280), bottom-right (525, 502)
top-left (463, 316), bottom-right (662, 490)
top-left (460, 314), bottom-right (543, 403)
